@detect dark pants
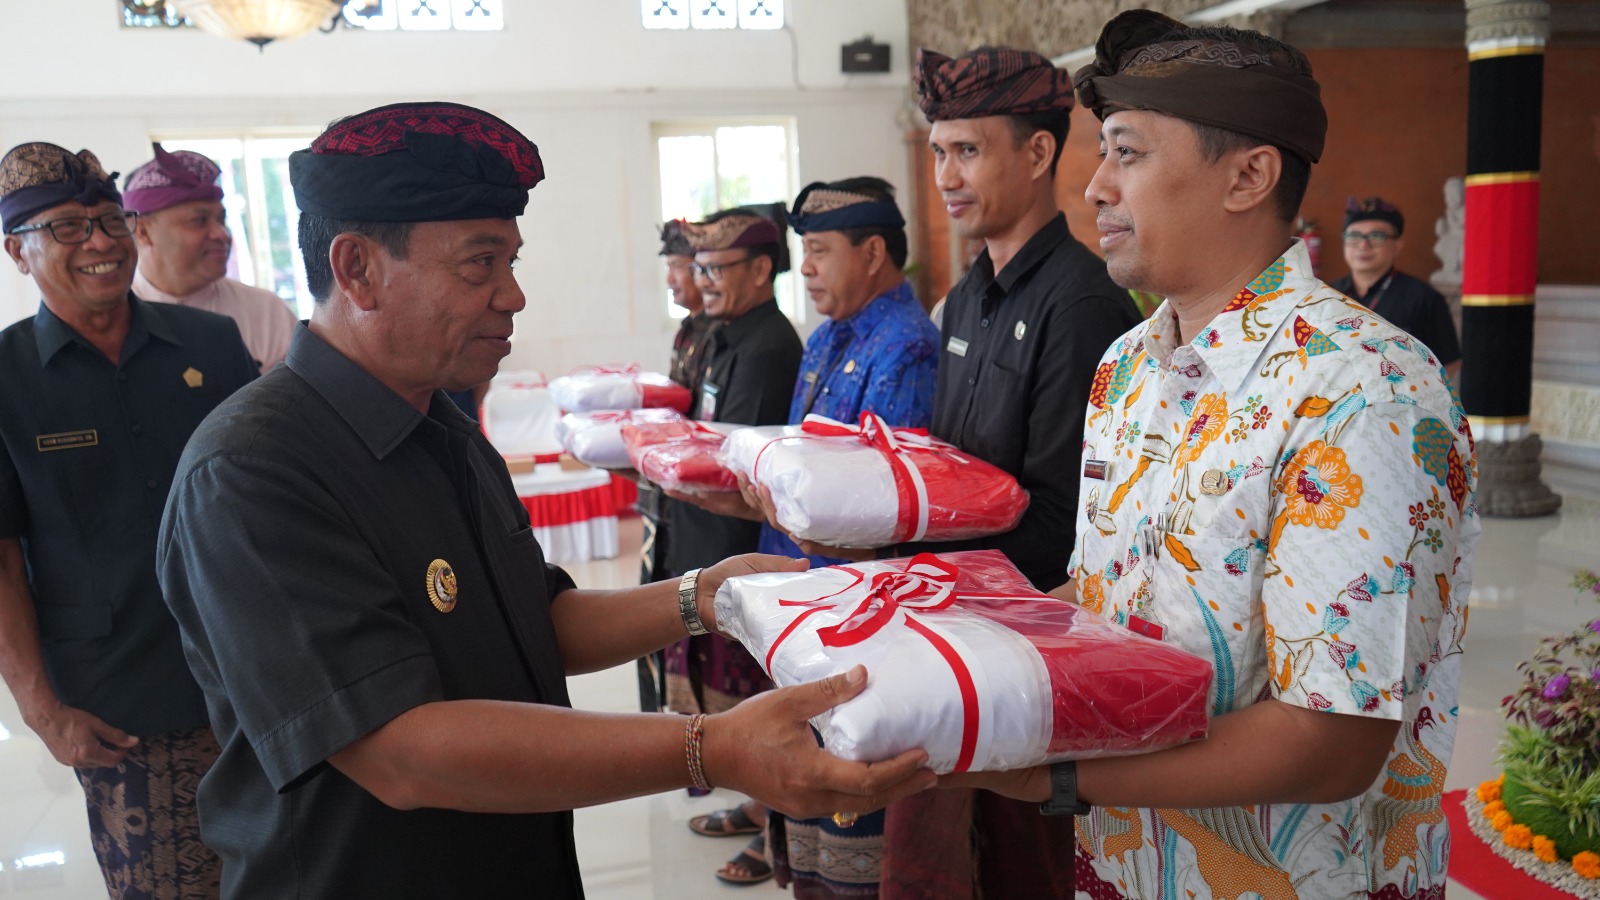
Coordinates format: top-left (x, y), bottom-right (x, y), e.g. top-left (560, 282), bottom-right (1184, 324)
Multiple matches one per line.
top-left (73, 725), bottom-right (222, 899)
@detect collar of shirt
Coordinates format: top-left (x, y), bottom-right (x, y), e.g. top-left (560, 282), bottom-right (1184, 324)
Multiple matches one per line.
top-left (1140, 239), bottom-right (1320, 394)
top-left (33, 293), bottom-right (180, 365)
top-left (132, 269), bottom-right (225, 308)
top-left (711, 297), bottom-right (783, 346)
top-left (283, 323), bottom-right (438, 461)
top-left (968, 213), bottom-right (1072, 299)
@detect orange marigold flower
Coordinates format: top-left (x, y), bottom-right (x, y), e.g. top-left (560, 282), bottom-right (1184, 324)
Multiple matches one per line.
top-left (1477, 780), bottom-right (1503, 803)
top-left (1496, 773), bottom-right (1505, 785)
top-left (1482, 800), bottom-right (1506, 818)
top-left (1279, 440), bottom-right (1364, 530)
top-left (1532, 836), bottom-right (1558, 863)
top-left (1491, 811), bottom-right (1514, 832)
top-left (1503, 824), bottom-right (1534, 850)
top-left (1574, 852), bottom-right (1600, 879)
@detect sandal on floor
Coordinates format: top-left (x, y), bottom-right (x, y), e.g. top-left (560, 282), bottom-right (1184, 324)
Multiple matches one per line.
top-left (715, 836), bottom-right (774, 886)
top-left (688, 805), bottom-right (763, 837)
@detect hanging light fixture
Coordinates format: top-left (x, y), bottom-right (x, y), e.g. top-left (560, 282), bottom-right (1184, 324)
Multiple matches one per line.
top-left (166, 0), bottom-right (343, 49)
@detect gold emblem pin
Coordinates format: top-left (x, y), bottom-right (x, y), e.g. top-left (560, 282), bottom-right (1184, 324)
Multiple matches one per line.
top-left (844, 359), bottom-right (856, 374)
top-left (426, 559), bottom-right (459, 613)
top-left (182, 367), bottom-right (203, 388)
top-left (1200, 469), bottom-right (1228, 495)
top-left (1014, 321), bottom-right (1027, 340)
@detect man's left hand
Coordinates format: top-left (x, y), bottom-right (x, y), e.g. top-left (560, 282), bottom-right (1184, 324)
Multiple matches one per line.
top-left (696, 553), bottom-right (809, 634)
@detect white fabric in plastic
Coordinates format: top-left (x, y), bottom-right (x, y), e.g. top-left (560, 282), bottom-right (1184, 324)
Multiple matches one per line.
top-left (481, 384), bottom-right (564, 458)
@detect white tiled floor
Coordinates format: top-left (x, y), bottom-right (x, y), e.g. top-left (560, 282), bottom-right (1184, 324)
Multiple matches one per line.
top-left (3, 488), bottom-right (1597, 898)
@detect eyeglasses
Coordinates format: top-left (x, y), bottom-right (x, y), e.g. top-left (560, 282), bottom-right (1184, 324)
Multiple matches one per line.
top-left (1343, 229), bottom-right (1396, 246)
top-left (691, 256), bottom-right (755, 282)
top-left (7, 212), bottom-right (137, 245)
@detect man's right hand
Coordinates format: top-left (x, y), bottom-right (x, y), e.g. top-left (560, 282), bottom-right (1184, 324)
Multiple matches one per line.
top-left (29, 704), bottom-right (138, 768)
top-left (701, 665), bottom-right (936, 819)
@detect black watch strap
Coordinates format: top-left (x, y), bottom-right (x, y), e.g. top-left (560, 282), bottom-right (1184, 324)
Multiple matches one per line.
top-left (1039, 761), bottom-right (1091, 817)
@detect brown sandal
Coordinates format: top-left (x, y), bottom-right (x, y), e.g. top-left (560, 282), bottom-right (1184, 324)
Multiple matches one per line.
top-left (688, 805), bottom-right (763, 837)
top-left (715, 835), bottom-right (774, 885)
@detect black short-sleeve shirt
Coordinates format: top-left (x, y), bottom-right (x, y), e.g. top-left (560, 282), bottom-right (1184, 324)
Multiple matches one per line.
top-left (0, 296), bottom-right (256, 735)
top-left (899, 215), bottom-right (1142, 591)
top-left (1330, 268), bottom-right (1462, 366)
top-left (157, 325), bottom-right (583, 899)
top-left (668, 299), bottom-right (801, 574)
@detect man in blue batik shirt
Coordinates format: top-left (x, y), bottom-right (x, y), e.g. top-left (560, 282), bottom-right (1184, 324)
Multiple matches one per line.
top-left (672, 176), bottom-right (938, 891)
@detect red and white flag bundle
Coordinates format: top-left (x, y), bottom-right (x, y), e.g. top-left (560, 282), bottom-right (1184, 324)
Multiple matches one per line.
top-left (621, 412), bottom-right (736, 493)
top-left (548, 364), bottom-right (692, 414)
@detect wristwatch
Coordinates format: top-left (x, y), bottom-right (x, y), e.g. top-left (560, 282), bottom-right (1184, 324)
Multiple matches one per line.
top-left (1039, 761), bottom-right (1091, 817)
top-left (678, 569), bottom-right (709, 636)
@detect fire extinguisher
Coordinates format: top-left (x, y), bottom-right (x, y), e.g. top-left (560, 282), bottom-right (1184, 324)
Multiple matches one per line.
top-left (1295, 216), bottom-right (1321, 278)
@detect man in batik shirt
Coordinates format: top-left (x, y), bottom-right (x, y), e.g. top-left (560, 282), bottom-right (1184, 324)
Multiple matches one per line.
top-left (955, 12), bottom-right (1478, 900)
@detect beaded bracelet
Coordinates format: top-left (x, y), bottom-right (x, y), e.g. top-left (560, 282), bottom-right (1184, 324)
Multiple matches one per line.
top-left (685, 713), bottom-right (712, 792)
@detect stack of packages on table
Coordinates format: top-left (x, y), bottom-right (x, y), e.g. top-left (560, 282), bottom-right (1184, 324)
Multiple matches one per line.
top-left (547, 364), bottom-right (692, 414)
top-left (721, 412), bottom-right (1030, 548)
top-left (715, 550), bottom-right (1215, 773)
top-left (557, 409), bottom-right (686, 470)
top-left (620, 412), bottom-right (737, 493)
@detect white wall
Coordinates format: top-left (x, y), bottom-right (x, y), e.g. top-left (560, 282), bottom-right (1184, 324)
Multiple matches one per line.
top-left (0, 0), bottom-right (914, 375)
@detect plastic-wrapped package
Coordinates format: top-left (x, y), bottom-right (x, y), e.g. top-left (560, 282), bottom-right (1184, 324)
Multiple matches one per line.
top-left (727, 413), bottom-right (1029, 549)
top-left (715, 550), bottom-right (1213, 774)
top-left (621, 414), bottom-right (737, 493)
top-left (557, 409), bottom-right (684, 470)
top-left (547, 365), bottom-right (692, 414)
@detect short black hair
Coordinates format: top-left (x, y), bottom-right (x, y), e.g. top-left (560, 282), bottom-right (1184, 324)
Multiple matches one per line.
top-left (817, 176), bottom-right (909, 269)
top-left (702, 205), bottom-right (790, 282)
top-left (1156, 24), bottom-right (1315, 223)
top-left (298, 214), bottom-right (416, 303)
top-left (1004, 108), bottom-right (1072, 176)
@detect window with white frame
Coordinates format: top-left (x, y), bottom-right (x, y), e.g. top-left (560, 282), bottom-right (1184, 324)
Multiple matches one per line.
top-left (153, 134), bottom-right (317, 319)
top-left (654, 119), bottom-right (802, 321)
top-left (641, 0), bottom-right (783, 31)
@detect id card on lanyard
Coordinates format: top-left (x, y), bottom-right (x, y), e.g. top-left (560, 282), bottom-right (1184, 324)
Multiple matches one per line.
top-left (699, 382), bottom-right (719, 422)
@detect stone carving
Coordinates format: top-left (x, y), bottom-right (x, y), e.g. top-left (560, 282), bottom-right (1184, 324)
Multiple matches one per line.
top-left (1431, 176), bottom-right (1465, 286)
top-left (1475, 434), bottom-right (1563, 517)
top-left (910, 0), bottom-right (1225, 58)
top-left (1464, 0), bottom-right (1551, 46)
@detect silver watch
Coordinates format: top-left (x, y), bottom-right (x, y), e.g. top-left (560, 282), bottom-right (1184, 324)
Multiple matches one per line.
top-left (678, 569), bottom-right (709, 636)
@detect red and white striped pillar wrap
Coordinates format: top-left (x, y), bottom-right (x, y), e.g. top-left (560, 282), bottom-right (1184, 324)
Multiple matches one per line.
top-left (1459, 0), bottom-right (1547, 443)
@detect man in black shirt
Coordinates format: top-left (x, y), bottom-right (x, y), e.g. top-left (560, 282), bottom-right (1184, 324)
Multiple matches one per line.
top-left (1331, 195), bottom-right (1461, 381)
top-left (0, 141), bottom-right (257, 898)
top-left (155, 102), bottom-right (931, 900)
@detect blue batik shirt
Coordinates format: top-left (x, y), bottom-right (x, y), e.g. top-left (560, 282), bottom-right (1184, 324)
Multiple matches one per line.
top-left (758, 280), bottom-right (940, 564)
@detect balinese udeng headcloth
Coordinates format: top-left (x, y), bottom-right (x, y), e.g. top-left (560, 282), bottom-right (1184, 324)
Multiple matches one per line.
top-left (289, 101), bottom-right (543, 222)
top-left (0, 142), bottom-right (122, 233)
top-left (122, 144), bottom-right (225, 215)
top-left (788, 182), bottom-right (905, 235)
top-left (914, 46), bottom-right (1076, 122)
top-left (1071, 9), bottom-right (1327, 164)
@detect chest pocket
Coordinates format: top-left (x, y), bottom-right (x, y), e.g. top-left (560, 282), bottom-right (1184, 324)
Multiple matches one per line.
top-left (1144, 530), bottom-right (1267, 716)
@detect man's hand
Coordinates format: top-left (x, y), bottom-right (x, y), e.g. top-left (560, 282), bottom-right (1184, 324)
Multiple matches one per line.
top-left (735, 475), bottom-right (879, 562)
top-left (938, 765), bottom-right (1052, 803)
top-left (703, 666), bottom-right (936, 817)
top-left (696, 553), bottom-right (809, 633)
top-left (29, 703), bottom-right (138, 769)
top-left (664, 488), bottom-right (764, 521)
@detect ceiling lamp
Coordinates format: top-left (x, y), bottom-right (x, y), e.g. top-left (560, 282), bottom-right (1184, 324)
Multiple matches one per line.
top-left (166, 0), bottom-right (343, 49)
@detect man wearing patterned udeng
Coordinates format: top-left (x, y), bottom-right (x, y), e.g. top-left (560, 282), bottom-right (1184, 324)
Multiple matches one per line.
top-left (952, 11), bottom-right (1479, 900)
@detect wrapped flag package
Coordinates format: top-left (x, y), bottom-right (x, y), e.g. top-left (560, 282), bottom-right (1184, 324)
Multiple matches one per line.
top-left (723, 413), bottom-right (1029, 549)
top-left (557, 409), bottom-right (684, 470)
top-left (621, 413), bottom-right (737, 493)
top-left (548, 364), bottom-right (692, 414)
top-left (714, 550), bottom-right (1213, 774)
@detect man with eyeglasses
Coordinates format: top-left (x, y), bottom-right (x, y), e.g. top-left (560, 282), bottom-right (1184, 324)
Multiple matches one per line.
top-left (1332, 195), bottom-right (1461, 380)
top-left (125, 144), bottom-right (298, 373)
top-left (0, 141), bottom-right (258, 898)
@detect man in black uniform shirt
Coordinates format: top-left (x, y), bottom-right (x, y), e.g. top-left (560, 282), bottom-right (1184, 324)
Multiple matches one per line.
top-left (1331, 195), bottom-right (1462, 381)
top-left (154, 102), bottom-right (931, 900)
top-left (0, 141), bottom-right (257, 898)
top-left (876, 47), bottom-right (1142, 900)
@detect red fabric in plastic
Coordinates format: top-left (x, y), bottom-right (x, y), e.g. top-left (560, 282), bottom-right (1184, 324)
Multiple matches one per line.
top-left (621, 414), bottom-right (735, 492)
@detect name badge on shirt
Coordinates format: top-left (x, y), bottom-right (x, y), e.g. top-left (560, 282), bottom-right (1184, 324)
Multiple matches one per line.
top-left (699, 382), bottom-right (719, 421)
top-left (946, 337), bottom-right (969, 358)
top-left (1083, 459), bottom-right (1110, 480)
top-left (37, 429), bottom-right (99, 452)
top-left (1127, 614), bottom-right (1167, 642)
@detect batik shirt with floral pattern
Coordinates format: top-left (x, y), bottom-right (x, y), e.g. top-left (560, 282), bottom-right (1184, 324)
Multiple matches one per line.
top-left (1068, 240), bottom-right (1479, 900)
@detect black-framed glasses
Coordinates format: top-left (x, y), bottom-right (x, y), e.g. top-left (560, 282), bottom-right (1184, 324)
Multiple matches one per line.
top-left (691, 255), bottom-right (755, 282)
top-left (1343, 229), bottom-right (1396, 246)
top-left (7, 212), bottom-right (137, 245)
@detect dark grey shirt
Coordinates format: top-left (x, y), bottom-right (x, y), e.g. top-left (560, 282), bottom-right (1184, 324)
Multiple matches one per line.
top-left (902, 214), bottom-right (1142, 591)
top-left (0, 296), bottom-right (256, 735)
top-left (158, 325), bottom-right (582, 899)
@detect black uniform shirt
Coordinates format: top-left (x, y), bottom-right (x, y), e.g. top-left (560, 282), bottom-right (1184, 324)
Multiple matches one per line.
top-left (157, 325), bottom-right (583, 899)
top-left (902, 214), bottom-right (1142, 591)
top-left (0, 296), bottom-right (256, 735)
top-left (1330, 268), bottom-right (1462, 366)
top-left (668, 298), bottom-right (801, 575)
top-left (670, 310), bottom-right (719, 419)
